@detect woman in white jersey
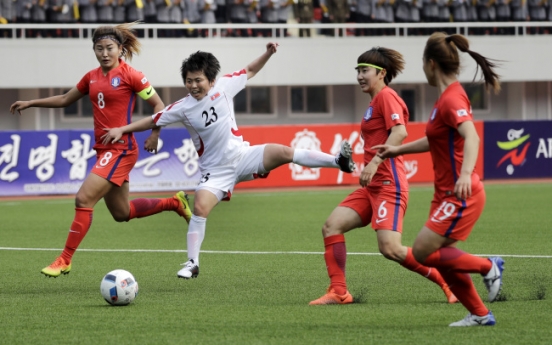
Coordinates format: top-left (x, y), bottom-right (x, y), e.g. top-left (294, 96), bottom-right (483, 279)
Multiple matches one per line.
top-left (102, 42), bottom-right (356, 279)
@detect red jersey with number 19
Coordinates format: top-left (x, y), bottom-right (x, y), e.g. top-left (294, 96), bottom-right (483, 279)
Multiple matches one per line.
top-left (361, 86), bottom-right (409, 190)
top-left (76, 59), bottom-right (152, 151)
top-left (425, 81), bottom-right (483, 197)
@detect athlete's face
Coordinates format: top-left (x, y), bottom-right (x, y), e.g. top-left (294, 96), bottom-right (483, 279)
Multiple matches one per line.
top-left (356, 66), bottom-right (385, 95)
top-left (423, 57), bottom-right (437, 87)
top-left (94, 39), bottom-right (122, 73)
top-left (185, 70), bottom-right (214, 101)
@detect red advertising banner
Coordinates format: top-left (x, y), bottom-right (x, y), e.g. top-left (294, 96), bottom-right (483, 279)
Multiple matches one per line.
top-left (235, 121), bottom-right (483, 189)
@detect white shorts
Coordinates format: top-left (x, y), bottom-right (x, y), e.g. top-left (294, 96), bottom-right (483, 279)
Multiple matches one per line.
top-left (196, 144), bottom-right (268, 201)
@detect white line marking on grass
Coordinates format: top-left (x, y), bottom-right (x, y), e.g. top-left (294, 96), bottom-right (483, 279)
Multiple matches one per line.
top-left (1, 247), bottom-right (552, 258)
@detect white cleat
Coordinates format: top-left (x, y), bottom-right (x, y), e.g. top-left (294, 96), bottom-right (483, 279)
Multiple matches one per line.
top-left (449, 311), bottom-right (496, 327)
top-left (482, 257), bottom-right (505, 302)
top-left (177, 259), bottom-right (199, 279)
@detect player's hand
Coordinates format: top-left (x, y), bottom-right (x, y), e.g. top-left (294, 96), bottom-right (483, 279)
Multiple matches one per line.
top-left (266, 42), bottom-right (279, 55)
top-left (454, 173), bottom-right (472, 200)
top-left (101, 127), bottom-right (124, 145)
top-left (143, 134), bottom-right (159, 154)
top-left (371, 144), bottom-right (400, 159)
top-left (10, 101), bottom-right (31, 115)
top-left (359, 161), bottom-right (378, 187)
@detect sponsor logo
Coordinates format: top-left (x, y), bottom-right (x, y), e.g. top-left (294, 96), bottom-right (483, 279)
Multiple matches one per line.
top-left (364, 107), bottom-right (373, 121)
top-left (111, 77), bottom-right (121, 88)
top-left (210, 92), bottom-right (221, 101)
top-left (456, 109), bottom-right (468, 117)
top-left (375, 218), bottom-right (387, 224)
top-left (404, 160), bottom-right (418, 180)
top-left (430, 108), bottom-right (437, 121)
top-left (391, 113), bottom-right (399, 121)
top-left (496, 128), bottom-right (530, 175)
top-left (90, 80), bottom-right (96, 84)
top-left (141, 77), bottom-right (148, 84)
top-left (146, 86), bottom-right (153, 95)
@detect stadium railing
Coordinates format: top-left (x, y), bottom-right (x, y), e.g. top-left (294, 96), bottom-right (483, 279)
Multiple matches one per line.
top-left (1, 22), bottom-right (551, 39)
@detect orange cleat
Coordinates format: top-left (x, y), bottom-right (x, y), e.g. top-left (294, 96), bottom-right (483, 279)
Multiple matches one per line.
top-left (174, 191), bottom-right (192, 224)
top-left (309, 288), bottom-right (353, 305)
top-left (41, 257), bottom-right (72, 278)
top-left (442, 284), bottom-right (459, 304)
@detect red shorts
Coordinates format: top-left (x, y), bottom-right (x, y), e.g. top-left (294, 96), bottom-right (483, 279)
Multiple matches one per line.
top-left (339, 187), bottom-right (408, 232)
top-left (91, 148), bottom-right (138, 186)
top-left (424, 189), bottom-right (486, 241)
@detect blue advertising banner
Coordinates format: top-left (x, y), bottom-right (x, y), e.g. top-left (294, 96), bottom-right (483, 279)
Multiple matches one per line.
top-left (484, 120), bottom-right (552, 179)
top-left (0, 128), bottom-right (200, 196)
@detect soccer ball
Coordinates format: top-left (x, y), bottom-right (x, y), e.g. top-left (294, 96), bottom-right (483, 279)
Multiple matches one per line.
top-left (100, 269), bottom-right (139, 306)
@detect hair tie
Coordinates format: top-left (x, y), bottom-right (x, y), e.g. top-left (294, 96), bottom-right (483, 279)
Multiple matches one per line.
top-left (445, 36), bottom-right (452, 43)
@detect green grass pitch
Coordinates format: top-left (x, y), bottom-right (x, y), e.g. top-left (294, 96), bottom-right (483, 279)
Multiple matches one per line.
top-left (1, 182), bottom-right (551, 344)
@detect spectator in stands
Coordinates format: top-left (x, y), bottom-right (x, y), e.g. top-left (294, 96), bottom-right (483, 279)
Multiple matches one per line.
top-left (144, 0), bottom-right (157, 25)
top-left (214, 0), bottom-right (228, 25)
top-left (114, 0), bottom-right (127, 22)
top-left (184, 0), bottom-right (201, 37)
top-left (260, 0), bottom-right (279, 37)
top-left (467, 0), bottom-right (478, 34)
top-left (438, 0), bottom-right (452, 33)
top-left (410, 0), bottom-right (423, 34)
top-left (511, 0), bottom-right (528, 27)
top-left (476, 0), bottom-right (496, 35)
top-left (372, 0), bottom-right (388, 35)
top-left (351, 0), bottom-right (373, 36)
top-left (78, 0), bottom-right (98, 25)
top-left (98, 0), bottom-right (116, 23)
top-left (326, 0), bottom-right (350, 36)
top-left (422, 0), bottom-right (439, 34)
top-left (170, 0), bottom-right (185, 37)
top-left (155, 0), bottom-right (172, 36)
top-left (47, 0), bottom-right (78, 37)
top-left (277, 0), bottom-right (293, 36)
top-left (30, 0), bottom-right (48, 37)
top-left (228, 0), bottom-right (251, 36)
top-left (293, 0), bottom-right (314, 37)
top-left (15, 0), bottom-right (33, 37)
top-left (0, 0), bottom-right (13, 37)
top-left (495, 0), bottom-right (512, 34)
top-left (126, 0), bottom-right (145, 23)
top-left (247, 0), bottom-right (260, 37)
top-left (527, 0), bottom-right (546, 33)
top-left (199, 0), bottom-right (218, 37)
top-left (451, 0), bottom-right (469, 23)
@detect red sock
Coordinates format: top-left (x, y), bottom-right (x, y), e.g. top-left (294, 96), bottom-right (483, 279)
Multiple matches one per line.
top-left (128, 197), bottom-right (179, 220)
top-left (401, 247), bottom-right (447, 287)
top-left (324, 234), bottom-right (347, 295)
top-left (423, 247), bottom-right (492, 275)
top-left (438, 268), bottom-right (489, 316)
top-left (60, 207), bottom-right (93, 262)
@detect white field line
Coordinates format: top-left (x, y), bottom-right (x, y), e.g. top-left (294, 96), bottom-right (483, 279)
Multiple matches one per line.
top-left (0, 247), bottom-right (551, 258)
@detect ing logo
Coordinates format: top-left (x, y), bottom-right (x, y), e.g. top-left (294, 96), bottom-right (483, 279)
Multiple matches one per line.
top-left (496, 128), bottom-right (531, 175)
top-left (289, 129), bottom-right (321, 181)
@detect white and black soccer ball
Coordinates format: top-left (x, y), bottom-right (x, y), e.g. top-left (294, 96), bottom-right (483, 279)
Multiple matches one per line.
top-left (100, 269), bottom-right (139, 306)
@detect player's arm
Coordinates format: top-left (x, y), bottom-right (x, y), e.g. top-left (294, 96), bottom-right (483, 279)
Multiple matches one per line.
top-left (101, 116), bottom-right (157, 145)
top-left (142, 92), bottom-right (165, 153)
top-left (360, 124), bottom-right (407, 187)
top-left (454, 120), bottom-right (479, 200)
top-left (372, 136), bottom-right (430, 159)
top-left (10, 87), bottom-right (84, 114)
top-left (245, 42), bottom-right (279, 80)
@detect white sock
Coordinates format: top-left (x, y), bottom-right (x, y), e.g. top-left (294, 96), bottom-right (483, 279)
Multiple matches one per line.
top-left (187, 215), bottom-right (206, 266)
top-left (292, 149), bottom-right (338, 168)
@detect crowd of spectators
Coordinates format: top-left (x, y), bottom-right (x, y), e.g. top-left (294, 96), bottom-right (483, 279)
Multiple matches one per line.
top-left (1, 0), bottom-right (551, 38)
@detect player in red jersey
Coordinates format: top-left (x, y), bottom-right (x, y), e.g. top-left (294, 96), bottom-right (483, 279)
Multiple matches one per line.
top-left (9, 22), bottom-right (192, 278)
top-left (373, 33), bottom-right (504, 326)
top-left (309, 47), bottom-right (458, 306)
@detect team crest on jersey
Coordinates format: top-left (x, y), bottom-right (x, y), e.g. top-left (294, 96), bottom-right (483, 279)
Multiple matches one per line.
top-left (111, 77), bottom-right (121, 88)
top-left (430, 108), bottom-right (437, 121)
top-left (210, 92), bottom-right (221, 101)
top-left (364, 107), bottom-right (373, 121)
top-left (391, 113), bottom-right (400, 121)
top-left (141, 77), bottom-right (148, 84)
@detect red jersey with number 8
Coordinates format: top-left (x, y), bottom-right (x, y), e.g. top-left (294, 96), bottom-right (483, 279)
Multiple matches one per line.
top-left (76, 59), bottom-right (152, 151)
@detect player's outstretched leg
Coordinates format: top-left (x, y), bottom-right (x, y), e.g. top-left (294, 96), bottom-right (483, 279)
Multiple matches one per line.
top-left (335, 140), bottom-right (355, 173)
top-left (482, 257), bottom-right (505, 302)
top-left (173, 191), bottom-right (192, 224)
top-left (177, 259), bottom-right (199, 279)
top-left (449, 311), bottom-right (496, 327)
top-left (41, 257), bottom-right (72, 278)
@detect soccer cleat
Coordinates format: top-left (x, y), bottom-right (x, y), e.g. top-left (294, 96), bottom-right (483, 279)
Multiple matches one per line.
top-left (442, 284), bottom-right (459, 304)
top-left (335, 140), bottom-right (355, 173)
top-left (174, 191), bottom-right (192, 224)
top-left (309, 288), bottom-right (353, 305)
top-left (41, 257), bottom-right (72, 278)
top-left (177, 259), bottom-right (199, 279)
top-left (482, 257), bottom-right (505, 302)
top-left (449, 311), bottom-right (496, 327)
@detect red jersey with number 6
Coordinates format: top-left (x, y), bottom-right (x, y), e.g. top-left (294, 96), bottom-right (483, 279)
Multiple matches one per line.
top-left (425, 81), bottom-right (483, 197)
top-left (76, 59), bottom-right (152, 151)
